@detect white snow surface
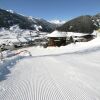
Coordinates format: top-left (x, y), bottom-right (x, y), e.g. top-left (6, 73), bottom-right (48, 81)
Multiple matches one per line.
top-left (49, 20), bottom-right (66, 25)
top-left (46, 30), bottom-right (67, 37)
top-left (0, 25), bottom-right (41, 45)
top-left (0, 37), bottom-right (100, 100)
top-left (6, 10), bottom-right (14, 13)
top-left (34, 25), bottom-right (42, 31)
top-left (67, 32), bottom-right (90, 37)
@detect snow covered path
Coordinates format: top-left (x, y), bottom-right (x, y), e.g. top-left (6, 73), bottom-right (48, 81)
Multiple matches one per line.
top-left (0, 50), bottom-right (100, 100)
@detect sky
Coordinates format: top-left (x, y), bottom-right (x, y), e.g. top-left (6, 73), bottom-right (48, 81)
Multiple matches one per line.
top-left (0, 0), bottom-right (100, 21)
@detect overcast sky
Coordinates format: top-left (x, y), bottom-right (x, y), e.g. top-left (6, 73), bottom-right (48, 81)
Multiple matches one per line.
top-left (0, 0), bottom-right (100, 20)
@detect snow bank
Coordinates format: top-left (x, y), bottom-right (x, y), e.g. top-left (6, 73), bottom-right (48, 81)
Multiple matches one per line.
top-left (0, 50), bottom-right (32, 81)
top-left (0, 54), bottom-right (23, 81)
top-left (21, 37), bottom-right (100, 57)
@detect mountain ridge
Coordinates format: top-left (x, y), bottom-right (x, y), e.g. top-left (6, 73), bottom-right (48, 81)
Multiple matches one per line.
top-left (0, 8), bottom-right (57, 32)
top-left (57, 14), bottom-right (100, 33)
top-left (0, 8), bottom-right (100, 33)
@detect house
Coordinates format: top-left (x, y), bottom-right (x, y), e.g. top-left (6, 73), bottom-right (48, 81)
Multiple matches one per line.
top-left (67, 32), bottom-right (95, 42)
top-left (92, 29), bottom-right (100, 37)
top-left (46, 30), bottom-right (67, 47)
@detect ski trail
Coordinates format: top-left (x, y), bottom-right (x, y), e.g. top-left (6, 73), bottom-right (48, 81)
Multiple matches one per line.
top-left (0, 54), bottom-right (100, 100)
top-left (0, 57), bottom-right (64, 100)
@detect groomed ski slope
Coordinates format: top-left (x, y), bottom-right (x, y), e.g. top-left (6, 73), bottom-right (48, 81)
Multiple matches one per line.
top-left (0, 37), bottom-right (100, 100)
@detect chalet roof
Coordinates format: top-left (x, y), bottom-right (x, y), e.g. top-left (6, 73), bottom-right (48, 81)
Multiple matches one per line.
top-left (67, 32), bottom-right (90, 37)
top-left (46, 30), bottom-right (67, 37)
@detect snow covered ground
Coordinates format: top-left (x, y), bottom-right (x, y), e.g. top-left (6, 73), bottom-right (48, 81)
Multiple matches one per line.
top-left (49, 20), bottom-right (66, 25)
top-left (0, 25), bottom-right (48, 50)
top-left (0, 37), bottom-right (100, 100)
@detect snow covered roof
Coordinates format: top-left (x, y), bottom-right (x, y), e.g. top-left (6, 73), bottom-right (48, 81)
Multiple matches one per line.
top-left (67, 32), bottom-right (90, 37)
top-left (46, 30), bottom-right (67, 37)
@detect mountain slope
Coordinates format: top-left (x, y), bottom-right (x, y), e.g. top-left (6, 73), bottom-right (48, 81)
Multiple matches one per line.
top-left (57, 15), bottom-right (100, 33)
top-left (0, 8), bottom-right (100, 33)
top-left (0, 8), bottom-right (56, 32)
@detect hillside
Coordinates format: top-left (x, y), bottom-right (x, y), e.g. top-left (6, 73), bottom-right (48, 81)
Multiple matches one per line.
top-left (0, 8), bottom-right (100, 34)
top-left (57, 14), bottom-right (100, 33)
top-left (0, 8), bottom-right (56, 32)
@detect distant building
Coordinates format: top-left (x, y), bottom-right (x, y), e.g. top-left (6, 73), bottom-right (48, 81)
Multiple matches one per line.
top-left (46, 31), bottom-right (95, 47)
top-left (67, 32), bottom-right (95, 42)
top-left (93, 29), bottom-right (100, 37)
top-left (46, 30), bottom-right (67, 47)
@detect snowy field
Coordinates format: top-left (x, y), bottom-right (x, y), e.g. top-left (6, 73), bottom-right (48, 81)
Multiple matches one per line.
top-left (0, 37), bottom-right (100, 100)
